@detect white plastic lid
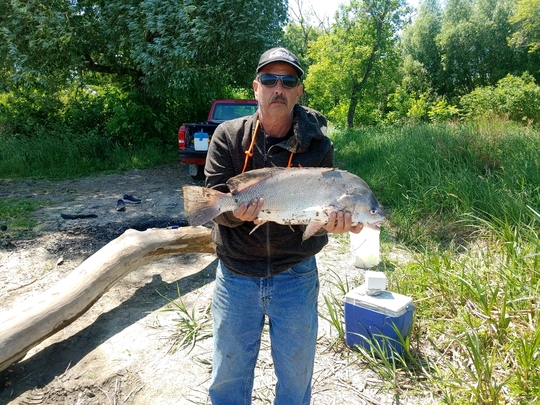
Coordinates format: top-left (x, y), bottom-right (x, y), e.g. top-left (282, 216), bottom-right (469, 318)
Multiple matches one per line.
top-left (345, 286), bottom-right (414, 317)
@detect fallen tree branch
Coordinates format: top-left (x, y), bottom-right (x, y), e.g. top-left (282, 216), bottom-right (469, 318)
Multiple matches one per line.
top-left (0, 226), bottom-right (215, 373)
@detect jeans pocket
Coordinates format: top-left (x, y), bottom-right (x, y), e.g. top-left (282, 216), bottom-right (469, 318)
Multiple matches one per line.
top-left (288, 256), bottom-right (317, 277)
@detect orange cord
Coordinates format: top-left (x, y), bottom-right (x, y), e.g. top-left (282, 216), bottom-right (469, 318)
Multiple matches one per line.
top-left (242, 119), bottom-right (295, 172)
top-left (287, 152), bottom-right (294, 168)
top-left (242, 120), bottom-right (259, 173)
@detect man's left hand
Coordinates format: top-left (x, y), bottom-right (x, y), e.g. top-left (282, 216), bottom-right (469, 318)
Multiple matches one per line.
top-left (323, 211), bottom-right (364, 234)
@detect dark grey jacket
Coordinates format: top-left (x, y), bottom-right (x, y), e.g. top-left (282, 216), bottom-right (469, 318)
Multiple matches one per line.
top-left (204, 104), bottom-right (334, 277)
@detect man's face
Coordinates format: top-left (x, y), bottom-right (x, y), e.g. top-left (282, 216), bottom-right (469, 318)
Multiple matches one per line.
top-left (253, 62), bottom-right (303, 122)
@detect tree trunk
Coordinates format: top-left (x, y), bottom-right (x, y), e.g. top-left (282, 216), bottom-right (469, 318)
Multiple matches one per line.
top-left (347, 75), bottom-right (360, 129)
top-left (0, 226), bottom-right (215, 373)
top-left (346, 10), bottom-right (386, 129)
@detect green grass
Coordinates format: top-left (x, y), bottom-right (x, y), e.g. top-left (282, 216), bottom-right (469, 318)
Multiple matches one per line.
top-left (0, 130), bottom-right (177, 179)
top-left (326, 121), bottom-right (540, 404)
top-left (0, 197), bottom-right (48, 239)
top-left (158, 284), bottom-right (213, 354)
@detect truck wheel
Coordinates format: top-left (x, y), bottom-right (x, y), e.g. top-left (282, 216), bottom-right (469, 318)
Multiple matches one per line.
top-left (187, 164), bottom-right (205, 181)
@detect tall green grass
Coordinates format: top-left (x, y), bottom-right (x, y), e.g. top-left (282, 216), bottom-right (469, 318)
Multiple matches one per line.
top-left (330, 121), bottom-right (540, 404)
top-left (331, 121), bottom-right (540, 249)
top-left (0, 130), bottom-right (177, 179)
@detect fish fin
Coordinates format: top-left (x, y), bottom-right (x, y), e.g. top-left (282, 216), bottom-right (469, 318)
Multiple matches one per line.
top-left (304, 205), bottom-right (333, 212)
top-left (302, 221), bottom-right (325, 241)
top-left (248, 220), bottom-right (267, 235)
top-left (226, 169), bottom-right (278, 193)
top-left (182, 186), bottom-right (225, 225)
top-left (303, 205), bottom-right (335, 217)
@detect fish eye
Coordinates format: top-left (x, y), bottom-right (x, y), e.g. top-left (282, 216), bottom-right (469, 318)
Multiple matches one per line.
top-left (370, 209), bottom-right (378, 215)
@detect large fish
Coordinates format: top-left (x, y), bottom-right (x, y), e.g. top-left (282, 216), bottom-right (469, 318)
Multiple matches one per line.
top-left (183, 167), bottom-right (386, 240)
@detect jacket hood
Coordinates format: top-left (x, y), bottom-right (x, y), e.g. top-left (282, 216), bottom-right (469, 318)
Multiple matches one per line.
top-left (286, 105), bottom-right (328, 153)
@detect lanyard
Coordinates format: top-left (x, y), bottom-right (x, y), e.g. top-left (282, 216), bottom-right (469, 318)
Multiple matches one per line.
top-left (241, 120), bottom-right (294, 173)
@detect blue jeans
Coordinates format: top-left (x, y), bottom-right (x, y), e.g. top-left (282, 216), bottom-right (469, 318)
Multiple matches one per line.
top-left (209, 257), bottom-right (319, 405)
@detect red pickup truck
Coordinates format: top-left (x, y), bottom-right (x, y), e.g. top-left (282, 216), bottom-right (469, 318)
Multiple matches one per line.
top-left (178, 99), bottom-right (258, 179)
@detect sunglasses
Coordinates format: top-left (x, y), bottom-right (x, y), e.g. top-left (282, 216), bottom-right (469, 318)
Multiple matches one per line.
top-left (257, 74), bottom-right (301, 89)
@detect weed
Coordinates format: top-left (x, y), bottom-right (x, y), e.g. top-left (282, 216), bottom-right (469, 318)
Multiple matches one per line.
top-left (158, 284), bottom-right (213, 354)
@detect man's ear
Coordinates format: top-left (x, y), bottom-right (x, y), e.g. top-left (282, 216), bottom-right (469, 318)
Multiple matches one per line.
top-left (296, 84), bottom-right (304, 103)
top-left (253, 80), bottom-right (260, 101)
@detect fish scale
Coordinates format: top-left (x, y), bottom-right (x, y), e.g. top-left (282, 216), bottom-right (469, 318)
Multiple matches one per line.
top-left (183, 167), bottom-right (385, 240)
top-left (222, 171), bottom-right (339, 221)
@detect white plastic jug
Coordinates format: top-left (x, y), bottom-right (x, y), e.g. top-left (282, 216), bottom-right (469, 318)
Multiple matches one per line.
top-left (194, 130), bottom-right (209, 151)
top-left (350, 227), bottom-right (380, 268)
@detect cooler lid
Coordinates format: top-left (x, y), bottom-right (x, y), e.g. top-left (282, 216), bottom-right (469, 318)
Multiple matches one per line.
top-left (344, 286), bottom-right (414, 317)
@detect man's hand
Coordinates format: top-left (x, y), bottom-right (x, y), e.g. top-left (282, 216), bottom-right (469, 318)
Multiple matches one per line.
top-left (233, 198), bottom-right (264, 223)
top-left (323, 211), bottom-right (364, 234)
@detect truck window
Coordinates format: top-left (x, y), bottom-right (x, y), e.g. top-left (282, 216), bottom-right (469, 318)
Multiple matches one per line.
top-left (212, 103), bottom-right (257, 122)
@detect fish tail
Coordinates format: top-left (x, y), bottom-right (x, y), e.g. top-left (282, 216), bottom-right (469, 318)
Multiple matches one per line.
top-left (182, 186), bottom-right (224, 225)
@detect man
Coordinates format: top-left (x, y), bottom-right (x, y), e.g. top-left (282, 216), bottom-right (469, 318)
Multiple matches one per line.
top-left (205, 47), bottom-right (363, 405)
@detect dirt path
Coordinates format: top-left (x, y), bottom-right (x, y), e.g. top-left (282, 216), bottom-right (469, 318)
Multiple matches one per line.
top-left (0, 162), bottom-right (428, 405)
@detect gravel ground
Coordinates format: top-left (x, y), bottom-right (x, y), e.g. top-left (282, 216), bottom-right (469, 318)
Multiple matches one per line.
top-left (0, 162), bottom-right (434, 405)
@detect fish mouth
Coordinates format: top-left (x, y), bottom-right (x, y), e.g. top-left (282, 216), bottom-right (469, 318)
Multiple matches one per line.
top-left (365, 221), bottom-right (384, 230)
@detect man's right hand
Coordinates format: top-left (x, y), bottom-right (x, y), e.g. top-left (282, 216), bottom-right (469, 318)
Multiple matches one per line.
top-left (233, 198), bottom-right (264, 223)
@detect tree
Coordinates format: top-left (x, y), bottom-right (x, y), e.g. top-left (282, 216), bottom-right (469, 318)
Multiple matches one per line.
top-left (509, 0), bottom-right (540, 53)
top-left (437, 0), bottom-right (521, 97)
top-left (305, 0), bottom-right (410, 127)
top-left (0, 0), bottom-right (287, 138)
top-left (284, 0), bottom-right (328, 84)
top-left (509, 0), bottom-right (540, 82)
top-left (402, 0), bottom-right (527, 100)
top-left (400, 0), bottom-right (443, 95)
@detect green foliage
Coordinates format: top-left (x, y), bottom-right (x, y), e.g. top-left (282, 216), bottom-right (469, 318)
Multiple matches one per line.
top-left (460, 73), bottom-right (540, 125)
top-left (509, 0), bottom-right (540, 53)
top-left (1, 0), bottom-right (286, 89)
top-left (0, 127), bottom-right (177, 179)
top-left (0, 79), bottom-right (178, 148)
top-left (386, 88), bottom-right (431, 123)
top-left (427, 99), bottom-right (459, 122)
top-left (319, 270), bottom-right (351, 348)
top-left (282, 21), bottom-right (325, 78)
top-left (401, 0), bottom-right (533, 100)
top-left (305, 0), bottom-right (410, 127)
top-left (387, 91), bottom-right (459, 124)
top-left (331, 121), bottom-right (540, 249)
top-left (406, 94), bottom-right (431, 122)
top-left (0, 89), bottom-right (64, 137)
top-left (400, 0), bottom-right (443, 95)
top-left (158, 284), bottom-right (213, 354)
top-left (0, 0), bottom-right (287, 143)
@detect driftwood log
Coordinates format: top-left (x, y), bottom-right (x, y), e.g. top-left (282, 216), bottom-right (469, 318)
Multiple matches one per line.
top-left (0, 226), bottom-right (214, 373)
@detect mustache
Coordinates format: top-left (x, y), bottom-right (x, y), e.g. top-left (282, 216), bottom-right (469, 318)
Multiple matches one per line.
top-left (270, 94), bottom-right (287, 103)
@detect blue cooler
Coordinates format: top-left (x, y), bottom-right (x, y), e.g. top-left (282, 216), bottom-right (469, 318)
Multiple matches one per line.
top-left (344, 287), bottom-right (415, 356)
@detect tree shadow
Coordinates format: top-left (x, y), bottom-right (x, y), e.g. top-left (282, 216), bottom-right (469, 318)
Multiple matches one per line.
top-left (0, 257), bottom-right (218, 401)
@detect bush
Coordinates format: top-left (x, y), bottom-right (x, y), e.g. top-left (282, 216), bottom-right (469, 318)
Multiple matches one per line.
top-left (427, 99), bottom-right (459, 122)
top-left (386, 89), bottom-right (458, 124)
top-left (460, 73), bottom-right (540, 125)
